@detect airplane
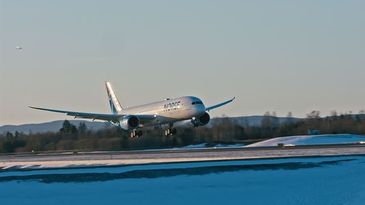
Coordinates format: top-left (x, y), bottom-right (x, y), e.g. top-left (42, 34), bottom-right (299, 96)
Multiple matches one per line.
top-left (29, 82), bottom-right (235, 138)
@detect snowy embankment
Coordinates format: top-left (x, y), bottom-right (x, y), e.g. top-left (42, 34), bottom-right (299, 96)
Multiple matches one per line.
top-left (247, 134), bottom-right (365, 147)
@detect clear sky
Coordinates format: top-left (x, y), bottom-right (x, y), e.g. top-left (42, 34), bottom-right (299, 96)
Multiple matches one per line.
top-left (1, 0), bottom-right (364, 125)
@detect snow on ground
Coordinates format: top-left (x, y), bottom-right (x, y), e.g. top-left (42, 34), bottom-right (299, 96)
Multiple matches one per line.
top-left (247, 134), bottom-right (365, 147)
top-left (1, 156), bottom-right (365, 205)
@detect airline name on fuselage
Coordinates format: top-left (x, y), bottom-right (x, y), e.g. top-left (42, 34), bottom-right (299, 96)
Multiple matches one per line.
top-left (163, 100), bottom-right (182, 112)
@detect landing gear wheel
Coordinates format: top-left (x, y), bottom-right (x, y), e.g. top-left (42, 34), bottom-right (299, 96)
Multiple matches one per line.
top-left (130, 130), bottom-right (143, 138)
top-left (164, 128), bottom-right (177, 136)
top-left (171, 128), bottom-right (177, 135)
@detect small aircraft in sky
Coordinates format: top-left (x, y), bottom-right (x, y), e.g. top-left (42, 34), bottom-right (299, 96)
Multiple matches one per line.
top-left (30, 82), bottom-right (235, 137)
top-left (15, 46), bottom-right (23, 50)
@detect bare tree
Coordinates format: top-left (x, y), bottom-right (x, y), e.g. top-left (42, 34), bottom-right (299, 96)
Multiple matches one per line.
top-left (307, 110), bottom-right (320, 119)
top-left (261, 112), bottom-right (272, 128)
top-left (331, 110), bottom-right (337, 117)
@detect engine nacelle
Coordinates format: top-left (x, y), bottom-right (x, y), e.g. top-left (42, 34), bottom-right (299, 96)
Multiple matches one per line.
top-left (119, 115), bottom-right (140, 130)
top-left (191, 112), bottom-right (210, 127)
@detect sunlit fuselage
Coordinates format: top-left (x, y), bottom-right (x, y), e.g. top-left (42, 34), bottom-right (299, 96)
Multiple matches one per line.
top-left (120, 96), bottom-right (206, 127)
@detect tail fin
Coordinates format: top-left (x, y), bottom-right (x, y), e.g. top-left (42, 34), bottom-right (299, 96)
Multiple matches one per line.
top-left (105, 81), bottom-right (123, 114)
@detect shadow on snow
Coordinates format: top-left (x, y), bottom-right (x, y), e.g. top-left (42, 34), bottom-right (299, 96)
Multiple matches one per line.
top-left (0, 159), bottom-right (354, 183)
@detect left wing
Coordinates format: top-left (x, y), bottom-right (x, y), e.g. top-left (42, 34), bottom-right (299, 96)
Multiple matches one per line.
top-left (205, 97), bottom-right (235, 112)
top-left (29, 106), bottom-right (123, 123)
top-left (29, 106), bottom-right (158, 125)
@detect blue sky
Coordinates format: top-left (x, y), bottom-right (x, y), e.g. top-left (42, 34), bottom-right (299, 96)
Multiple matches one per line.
top-left (1, 0), bottom-right (364, 125)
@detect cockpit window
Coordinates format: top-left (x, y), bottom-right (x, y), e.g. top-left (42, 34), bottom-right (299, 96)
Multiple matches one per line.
top-left (192, 101), bottom-right (203, 105)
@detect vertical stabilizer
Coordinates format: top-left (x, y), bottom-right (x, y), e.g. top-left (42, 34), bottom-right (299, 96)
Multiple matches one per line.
top-left (105, 81), bottom-right (123, 114)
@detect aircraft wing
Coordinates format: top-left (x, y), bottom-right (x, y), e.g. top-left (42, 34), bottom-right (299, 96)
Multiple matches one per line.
top-left (205, 97), bottom-right (235, 112)
top-left (29, 106), bottom-right (158, 125)
top-left (29, 106), bottom-right (123, 123)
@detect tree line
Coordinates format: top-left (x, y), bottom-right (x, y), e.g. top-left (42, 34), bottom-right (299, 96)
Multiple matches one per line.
top-left (0, 112), bottom-right (364, 153)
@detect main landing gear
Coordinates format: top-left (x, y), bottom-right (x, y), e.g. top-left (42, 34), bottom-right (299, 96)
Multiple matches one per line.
top-left (164, 124), bottom-right (177, 136)
top-left (130, 130), bottom-right (143, 138)
top-left (130, 124), bottom-right (177, 138)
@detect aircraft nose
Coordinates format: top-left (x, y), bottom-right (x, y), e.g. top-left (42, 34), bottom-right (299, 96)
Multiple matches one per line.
top-left (189, 98), bottom-right (206, 115)
top-left (196, 104), bottom-right (206, 115)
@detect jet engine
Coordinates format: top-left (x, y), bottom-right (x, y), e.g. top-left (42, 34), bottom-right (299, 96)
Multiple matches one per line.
top-left (191, 112), bottom-right (210, 127)
top-left (120, 115), bottom-right (140, 130)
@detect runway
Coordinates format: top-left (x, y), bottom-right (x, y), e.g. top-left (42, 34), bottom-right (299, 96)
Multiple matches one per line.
top-left (1, 143), bottom-right (365, 170)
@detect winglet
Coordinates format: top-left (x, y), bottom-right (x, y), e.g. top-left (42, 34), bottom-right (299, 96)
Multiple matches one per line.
top-left (28, 106), bottom-right (70, 114)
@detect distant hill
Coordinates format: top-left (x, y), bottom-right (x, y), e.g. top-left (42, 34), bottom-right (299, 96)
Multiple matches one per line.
top-left (228, 116), bottom-right (300, 127)
top-left (0, 120), bottom-right (108, 134)
top-left (0, 116), bottom-right (300, 134)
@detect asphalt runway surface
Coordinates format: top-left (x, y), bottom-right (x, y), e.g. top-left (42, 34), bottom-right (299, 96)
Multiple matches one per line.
top-left (1, 143), bottom-right (365, 170)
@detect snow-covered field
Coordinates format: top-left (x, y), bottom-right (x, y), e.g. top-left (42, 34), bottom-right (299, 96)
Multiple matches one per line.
top-left (1, 155), bottom-right (365, 205)
top-left (247, 134), bottom-right (365, 147)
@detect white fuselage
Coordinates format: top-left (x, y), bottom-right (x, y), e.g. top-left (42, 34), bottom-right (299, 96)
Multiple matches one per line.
top-left (29, 81), bottom-right (234, 136)
top-left (120, 96), bottom-right (206, 127)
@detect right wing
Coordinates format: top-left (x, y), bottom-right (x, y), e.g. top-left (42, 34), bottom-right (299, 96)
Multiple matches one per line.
top-left (29, 106), bottom-right (123, 123)
top-left (205, 97), bottom-right (235, 112)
